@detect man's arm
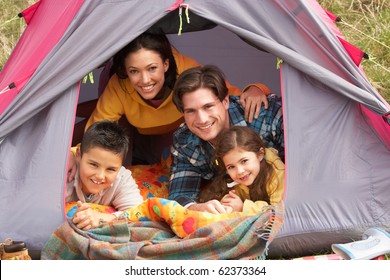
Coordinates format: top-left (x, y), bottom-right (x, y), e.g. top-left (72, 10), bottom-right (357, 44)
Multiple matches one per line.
top-left (168, 143), bottom-right (232, 214)
top-left (168, 144), bottom-right (203, 207)
top-left (168, 124), bottom-right (233, 213)
top-left (268, 95), bottom-right (284, 160)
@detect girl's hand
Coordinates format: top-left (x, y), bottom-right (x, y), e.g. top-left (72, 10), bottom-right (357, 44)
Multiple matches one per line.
top-left (188, 200), bottom-right (230, 214)
top-left (221, 190), bottom-right (244, 212)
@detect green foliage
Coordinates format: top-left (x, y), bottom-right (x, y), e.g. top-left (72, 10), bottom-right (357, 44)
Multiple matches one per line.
top-left (1, 0), bottom-right (389, 101)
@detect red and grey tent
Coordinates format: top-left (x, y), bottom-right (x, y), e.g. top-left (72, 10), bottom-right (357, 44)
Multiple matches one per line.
top-left (1, 0), bottom-right (389, 258)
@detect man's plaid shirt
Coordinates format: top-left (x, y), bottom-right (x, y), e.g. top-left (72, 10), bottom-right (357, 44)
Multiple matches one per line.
top-left (168, 95), bottom-right (284, 206)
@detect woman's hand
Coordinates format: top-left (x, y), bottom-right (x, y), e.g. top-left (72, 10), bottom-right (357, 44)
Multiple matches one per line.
top-left (221, 190), bottom-right (243, 212)
top-left (239, 86), bottom-right (268, 123)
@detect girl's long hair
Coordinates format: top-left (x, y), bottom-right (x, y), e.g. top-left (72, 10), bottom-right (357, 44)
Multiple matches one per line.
top-left (199, 126), bottom-right (274, 203)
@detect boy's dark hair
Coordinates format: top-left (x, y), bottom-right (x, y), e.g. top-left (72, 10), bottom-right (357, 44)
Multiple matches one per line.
top-left (172, 65), bottom-right (229, 112)
top-left (80, 121), bottom-right (130, 162)
top-left (113, 32), bottom-right (178, 90)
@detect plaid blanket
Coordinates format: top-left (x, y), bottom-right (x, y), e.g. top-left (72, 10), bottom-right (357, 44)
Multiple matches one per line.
top-left (41, 199), bottom-right (283, 260)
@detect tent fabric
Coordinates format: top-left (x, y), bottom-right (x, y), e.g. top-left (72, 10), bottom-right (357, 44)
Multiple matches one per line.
top-left (0, 0), bottom-right (389, 258)
top-left (19, 0), bottom-right (42, 25)
top-left (0, 0), bottom-right (85, 115)
top-left (338, 37), bottom-right (366, 66)
top-left (325, 10), bottom-right (340, 22)
top-left (322, 7), bottom-right (366, 66)
top-left (271, 63), bottom-right (390, 257)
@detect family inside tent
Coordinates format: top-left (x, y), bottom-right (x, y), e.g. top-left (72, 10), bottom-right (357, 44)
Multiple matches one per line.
top-left (2, 0), bottom-right (389, 261)
top-left (37, 31), bottom-right (286, 260)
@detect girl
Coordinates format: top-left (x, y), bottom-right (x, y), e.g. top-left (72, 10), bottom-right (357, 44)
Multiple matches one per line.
top-left (199, 126), bottom-right (284, 214)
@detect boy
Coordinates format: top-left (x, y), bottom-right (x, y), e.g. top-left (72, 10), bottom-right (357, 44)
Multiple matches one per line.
top-left (66, 120), bottom-right (143, 230)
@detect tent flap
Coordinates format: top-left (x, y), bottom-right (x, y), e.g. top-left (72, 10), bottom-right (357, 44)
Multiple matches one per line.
top-left (19, 0), bottom-right (42, 25)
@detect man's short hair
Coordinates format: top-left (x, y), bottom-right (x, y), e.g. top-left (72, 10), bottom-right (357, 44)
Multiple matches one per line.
top-left (172, 65), bottom-right (229, 112)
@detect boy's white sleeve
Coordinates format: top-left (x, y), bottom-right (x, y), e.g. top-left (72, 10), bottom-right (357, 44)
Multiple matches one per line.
top-left (112, 167), bottom-right (143, 211)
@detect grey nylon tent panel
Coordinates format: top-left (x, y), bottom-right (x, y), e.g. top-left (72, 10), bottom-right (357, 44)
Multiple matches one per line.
top-left (0, 85), bottom-right (78, 250)
top-left (168, 26), bottom-right (281, 93)
top-left (0, 0), bottom-right (389, 257)
top-left (268, 64), bottom-right (390, 257)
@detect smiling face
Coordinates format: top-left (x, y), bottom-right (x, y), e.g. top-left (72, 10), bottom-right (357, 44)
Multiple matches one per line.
top-left (222, 147), bottom-right (264, 186)
top-left (182, 88), bottom-right (230, 143)
top-left (124, 48), bottom-right (169, 100)
top-left (76, 146), bottom-right (123, 196)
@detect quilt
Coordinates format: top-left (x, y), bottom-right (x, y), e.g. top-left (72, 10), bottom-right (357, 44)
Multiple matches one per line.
top-left (127, 148), bottom-right (171, 200)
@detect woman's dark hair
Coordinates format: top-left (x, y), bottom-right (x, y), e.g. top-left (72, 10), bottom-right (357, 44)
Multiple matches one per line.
top-left (172, 65), bottom-right (229, 112)
top-left (112, 32), bottom-right (178, 89)
top-left (199, 126), bottom-right (273, 204)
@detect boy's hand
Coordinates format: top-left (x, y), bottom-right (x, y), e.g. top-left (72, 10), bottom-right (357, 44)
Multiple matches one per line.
top-left (72, 201), bottom-right (118, 230)
top-left (72, 201), bottom-right (100, 230)
top-left (67, 152), bottom-right (77, 182)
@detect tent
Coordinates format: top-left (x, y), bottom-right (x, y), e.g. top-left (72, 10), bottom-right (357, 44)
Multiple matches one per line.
top-left (1, 0), bottom-right (389, 259)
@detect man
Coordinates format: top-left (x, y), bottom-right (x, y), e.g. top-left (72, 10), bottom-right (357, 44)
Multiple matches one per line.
top-left (169, 65), bottom-right (284, 214)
